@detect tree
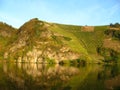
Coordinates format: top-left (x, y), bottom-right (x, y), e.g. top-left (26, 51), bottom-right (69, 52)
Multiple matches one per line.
top-left (114, 22), bottom-right (120, 28)
top-left (110, 23), bottom-right (113, 27)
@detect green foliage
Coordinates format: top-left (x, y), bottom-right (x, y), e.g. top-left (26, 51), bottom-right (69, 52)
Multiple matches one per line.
top-left (46, 58), bottom-right (55, 64)
top-left (0, 51), bottom-right (4, 60)
top-left (69, 59), bottom-right (86, 66)
top-left (110, 23), bottom-right (120, 28)
top-left (63, 36), bottom-right (72, 41)
top-left (114, 31), bottom-right (120, 39)
top-left (51, 35), bottom-right (63, 44)
top-left (105, 29), bottom-right (120, 40)
top-left (59, 59), bottom-right (86, 66)
top-left (97, 47), bottom-right (120, 62)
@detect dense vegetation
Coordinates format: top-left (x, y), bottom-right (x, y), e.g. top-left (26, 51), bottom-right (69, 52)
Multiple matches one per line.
top-left (97, 23), bottom-right (120, 63)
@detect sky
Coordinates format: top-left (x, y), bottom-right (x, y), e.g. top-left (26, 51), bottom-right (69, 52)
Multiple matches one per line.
top-left (0, 0), bottom-right (120, 28)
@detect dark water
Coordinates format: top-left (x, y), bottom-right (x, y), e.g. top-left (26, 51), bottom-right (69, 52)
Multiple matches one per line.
top-left (0, 62), bottom-right (120, 90)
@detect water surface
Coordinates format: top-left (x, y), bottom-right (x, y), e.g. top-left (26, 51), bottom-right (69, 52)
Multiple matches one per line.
top-left (0, 62), bottom-right (120, 90)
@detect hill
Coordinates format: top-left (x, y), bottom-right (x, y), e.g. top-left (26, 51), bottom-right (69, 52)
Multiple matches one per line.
top-left (0, 18), bottom-right (120, 63)
top-left (0, 22), bottom-right (17, 59)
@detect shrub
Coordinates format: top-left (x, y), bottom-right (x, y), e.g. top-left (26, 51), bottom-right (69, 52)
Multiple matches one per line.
top-left (97, 47), bottom-right (120, 62)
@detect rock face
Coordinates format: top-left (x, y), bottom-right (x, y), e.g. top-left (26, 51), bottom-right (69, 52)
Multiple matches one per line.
top-left (4, 18), bottom-right (80, 63)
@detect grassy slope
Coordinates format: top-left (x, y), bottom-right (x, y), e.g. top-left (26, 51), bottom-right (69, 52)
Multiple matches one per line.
top-left (49, 24), bottom-right (92, 61)
top-left (55, 24), bottom-right (108, 61)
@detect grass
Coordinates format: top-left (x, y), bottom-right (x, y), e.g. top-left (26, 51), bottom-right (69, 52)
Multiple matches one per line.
top-left (52, 24), bottom-right (108, 61)
top-left (61, 25), bottom-right (107, 54)
top-left (49, 24), bottom-right (93, 62)
top-left (49, 24), bottom-right (88, 54)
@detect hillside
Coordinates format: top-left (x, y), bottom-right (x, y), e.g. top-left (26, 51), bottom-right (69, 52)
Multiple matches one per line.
top-left (0, 22), bottom-right (17, 59)
top-left (0, 18), bottom-right (120, 63)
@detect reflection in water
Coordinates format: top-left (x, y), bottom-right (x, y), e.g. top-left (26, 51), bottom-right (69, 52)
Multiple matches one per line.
top-left (1, 63), bottom-right (85, 90)
top-left (0, 62), bottom-right (120, 90)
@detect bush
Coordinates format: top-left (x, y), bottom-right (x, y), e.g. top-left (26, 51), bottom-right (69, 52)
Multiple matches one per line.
top-left (46, 58), bottom-right (55, 64)
top-left (110, 23), bottom-right (120, 28)
top-left (104, 29), bottom-right (120, 40)
top-left (63, 36), bottom-right (72, 41)
top-left (97, 47), bottom-right (120, 62)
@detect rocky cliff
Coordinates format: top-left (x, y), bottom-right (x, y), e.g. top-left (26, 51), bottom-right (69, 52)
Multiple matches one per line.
top-left (3, 18), bottom-right (85, 63)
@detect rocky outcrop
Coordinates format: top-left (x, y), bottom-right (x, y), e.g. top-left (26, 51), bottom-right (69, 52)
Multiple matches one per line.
top-left (4, 18), bottom-right (80, 63)
top-left (15, 47), bottom-right (80, 63)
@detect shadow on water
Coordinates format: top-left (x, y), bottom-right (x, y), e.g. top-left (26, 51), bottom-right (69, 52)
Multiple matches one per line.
top-left (0, 62), bottom-right (120, 90)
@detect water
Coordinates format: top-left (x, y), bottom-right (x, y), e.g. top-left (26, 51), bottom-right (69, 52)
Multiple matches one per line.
top-left (0, 62), bottom-right (120, 90)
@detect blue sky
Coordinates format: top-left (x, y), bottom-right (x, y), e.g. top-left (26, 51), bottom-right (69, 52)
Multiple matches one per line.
top-left (0, 0), bottom-right (120, 28)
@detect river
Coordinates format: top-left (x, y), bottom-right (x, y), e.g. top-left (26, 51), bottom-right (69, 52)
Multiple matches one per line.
top-left (0, 62), bottom-right (120, 90)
